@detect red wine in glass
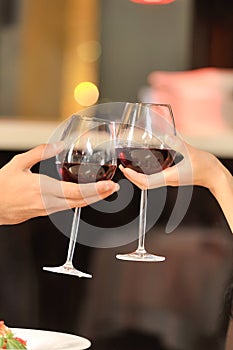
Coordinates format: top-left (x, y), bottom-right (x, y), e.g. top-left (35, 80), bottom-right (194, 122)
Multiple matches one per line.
top-left (43, 116), bottom-right (117, 278)
top-left (115, 103), bottom-right (176, 262)
top-left (61, 160), bottom-right (117, 184)
top-left (117, 146), bottom-right (175, 175)
top-left (116, 145), bottom-right (176, 262)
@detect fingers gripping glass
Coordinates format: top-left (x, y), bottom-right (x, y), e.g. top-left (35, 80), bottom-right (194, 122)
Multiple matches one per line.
top-left (116, 103), bottom-right (176, 262)
top-left (43, 116), bottom-right (117, 278)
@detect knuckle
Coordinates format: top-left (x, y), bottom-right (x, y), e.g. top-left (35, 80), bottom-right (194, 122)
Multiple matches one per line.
top-left (11, 153), bottom-right (23, 164)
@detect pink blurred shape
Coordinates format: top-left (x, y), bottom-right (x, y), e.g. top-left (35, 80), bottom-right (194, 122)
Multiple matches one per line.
top-left (147, 68), bottom-right (233, 135)
top-left (131, 0), bottom-right (175, 4)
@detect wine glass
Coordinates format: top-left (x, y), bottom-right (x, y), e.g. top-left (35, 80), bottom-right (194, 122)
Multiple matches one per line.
top-left (116, 103), bottom-right (176, 262)
top-left (43, 115), bottom-right (117, 277)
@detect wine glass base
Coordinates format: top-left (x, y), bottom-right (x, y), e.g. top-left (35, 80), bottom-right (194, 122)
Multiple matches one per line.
top-left (116, 252), bottom-right (165, 262)
top-left (43, 265), bottom-right (92, 278)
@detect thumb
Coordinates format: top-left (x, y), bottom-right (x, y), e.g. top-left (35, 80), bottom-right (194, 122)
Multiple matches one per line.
top-left (17, 142), bottom-right (64, 170)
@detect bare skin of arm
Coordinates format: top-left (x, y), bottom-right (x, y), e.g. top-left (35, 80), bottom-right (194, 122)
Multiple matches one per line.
top-left (225, 318), bottom-right (233, 350)
top-left (0, 143), bottom-right (119, 225)
top-left (119, 135), bottom-right (233, 233)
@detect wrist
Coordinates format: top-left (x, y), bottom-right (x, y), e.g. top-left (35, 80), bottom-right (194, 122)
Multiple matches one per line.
top-left (208, 160), bottom-right (233, 197)
top-left (206, 160), bottom-right (233, 233)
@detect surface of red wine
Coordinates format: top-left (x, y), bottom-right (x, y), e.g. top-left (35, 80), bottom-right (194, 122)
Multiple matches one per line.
top-left (117, 146), bottom-right (175, 175)
top-left (61, 162), bottom-right (117, 184)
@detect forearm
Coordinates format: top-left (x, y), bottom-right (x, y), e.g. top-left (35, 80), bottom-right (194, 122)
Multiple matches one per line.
top-left (208, 161), bottom-right (233, 233)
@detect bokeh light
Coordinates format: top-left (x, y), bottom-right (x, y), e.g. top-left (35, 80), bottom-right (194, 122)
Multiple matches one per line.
top-left (74, 82), bottom-right (99, 106)
top-left (77, 41), bottom-right (102, 63)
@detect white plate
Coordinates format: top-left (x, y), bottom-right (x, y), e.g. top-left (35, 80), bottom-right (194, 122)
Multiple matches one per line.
top-left (11, 328), bottom-right (91, 350)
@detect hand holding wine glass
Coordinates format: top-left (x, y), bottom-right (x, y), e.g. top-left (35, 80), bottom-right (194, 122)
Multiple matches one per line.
top-left (43, 115), bottom-right (117, 278)
top-left (0, 143), bottom-right (118, 225)
top-left (120, 133), bottom-right (233, 234)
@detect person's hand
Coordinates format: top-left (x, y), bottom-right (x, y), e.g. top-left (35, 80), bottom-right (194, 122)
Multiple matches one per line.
top-left (119, 134), bottom-right (228, 191)
top-left (119, 134), bottom-right (233, 232)
top-left (0, 143), bottom-right (119, 225)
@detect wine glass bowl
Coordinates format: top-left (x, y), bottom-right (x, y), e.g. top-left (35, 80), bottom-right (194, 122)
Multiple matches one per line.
top-left (116, 103), bottom-right (176, 262)
top-left (59, 127), bottom-right (117, 184)
top-left (43, 115), bottom-right (117, 277)
top-left (117, 131), bottom-right (175, 175)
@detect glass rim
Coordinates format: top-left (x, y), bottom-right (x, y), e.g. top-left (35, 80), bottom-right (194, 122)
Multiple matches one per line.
top-left (132, 102), bottom-right (172, 108)
top-left (69, 113), bottom-right (116, 126)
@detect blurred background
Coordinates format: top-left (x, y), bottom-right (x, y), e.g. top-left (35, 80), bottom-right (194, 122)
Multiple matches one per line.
top-left (0, 0), bottom-right (233, 349)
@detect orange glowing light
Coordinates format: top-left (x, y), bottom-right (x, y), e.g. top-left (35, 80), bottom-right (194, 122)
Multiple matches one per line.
top-left (74, 82), bottom-right (99, 106)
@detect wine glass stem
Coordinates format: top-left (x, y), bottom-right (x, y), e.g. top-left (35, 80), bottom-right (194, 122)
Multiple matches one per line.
top-left (66, 207), bottom-right (81, 265)
top-left (137, 189), bottom-right (148, 254)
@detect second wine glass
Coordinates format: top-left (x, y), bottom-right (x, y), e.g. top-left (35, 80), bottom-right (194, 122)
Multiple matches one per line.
top-left (116, 103), bottom-right (176, 262)
top-left (43, 115), bottom-right (117, 277)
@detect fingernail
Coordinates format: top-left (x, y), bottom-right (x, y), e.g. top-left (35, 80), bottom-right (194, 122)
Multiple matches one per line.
top-left (115, 183), bottom-right (120, 192)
